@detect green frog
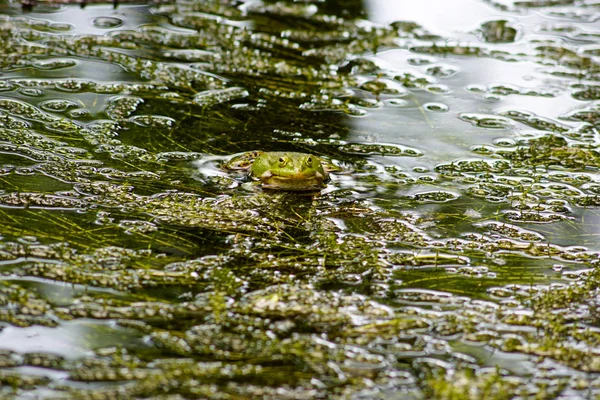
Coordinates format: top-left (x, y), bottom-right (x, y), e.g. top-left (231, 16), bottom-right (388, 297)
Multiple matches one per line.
top-left (223, 151), bottom-right (330, 191)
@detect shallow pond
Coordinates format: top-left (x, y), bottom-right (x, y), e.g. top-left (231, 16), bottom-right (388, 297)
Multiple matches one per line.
top-left (0, 0), bottom-right (599, 398)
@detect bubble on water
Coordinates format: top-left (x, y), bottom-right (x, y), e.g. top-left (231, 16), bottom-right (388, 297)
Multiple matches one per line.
top-left (92, 17), bottom-right (124, 29)
top-left (410, 190), bottom-right (459, 203)
top-left (0, 81), bottom-right (15, 92)
top-left (39, 99), bottom-right (79, 113)
top-left (193, 87), bottom-right (249, 107)
top-left (426, 64), bottom-right (459, 78)
top-left (552, 264), bottom-right (563, 272)
top-left (68, 108), bottom-right (91, 119)
top-left (475, 221), bottom-right (545, 242)
top-left (425, 84), bottom-right (451, 94)
top-left (353, 97), bottom-right (383, 109)
top-left (338, 143), bottom-right (423, 156)
top-left (18, 88), bottom-right (43, 97)
top-left (104, 96), bottom-right (144, 120)
top-left (423, 102), bottom-right (449, 112)
top-left (407, 56), bottom-right (435, 66)
top-left (33, 59), bottom-right (77, 70)
top-left (345, 107), bottom-right (369, 117)
top-left (130, 115), bottom-right (176, 128)
top-left (483, 93), bottom-right (503, 102)
top-left (559, 102), bottom-right (600, 124)
top-left (488, 83), bottom-right (520, 96)
top-left (385, 98), bottom-right (408, 107)
top-left (493, 138), bottom-right (516, 147)
top-left (458, 113), bottom-right (514, 129)
top-left (157, 152), bottom-right (203, 162)
top-left (504, 210), bottom-right (571, 224)
top-left (499, 109), bottom-right (570, 132)
top-left (50, 23), bottom-right (73, 32)
top-left (54, 79), bottom-right (91, 93)
top-left (360, 79), bottom-right (408, 96)
top-left (466, 84), bottom-right (486, 93)
top-left (119, 220), bottom-right (158, 234)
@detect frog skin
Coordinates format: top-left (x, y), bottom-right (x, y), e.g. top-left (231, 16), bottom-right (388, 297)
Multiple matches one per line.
top-left (222, 151), bottom-right (264, 171)
top-left (224, 151), bottom-right (330, 191)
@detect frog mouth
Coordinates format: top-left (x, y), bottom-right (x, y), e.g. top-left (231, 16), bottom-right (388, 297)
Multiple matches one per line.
top-left (259, 171), bottom-right (329, 191)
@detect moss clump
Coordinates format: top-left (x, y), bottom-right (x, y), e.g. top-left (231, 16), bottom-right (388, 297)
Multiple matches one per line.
top-left (422, 368), bottom-right (522, 400)
top-left (0, 0), bottom-right (600, 398)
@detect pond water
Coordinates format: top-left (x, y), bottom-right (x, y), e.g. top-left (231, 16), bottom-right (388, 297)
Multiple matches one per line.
top-left (0, 0), bottom-right (599, 398)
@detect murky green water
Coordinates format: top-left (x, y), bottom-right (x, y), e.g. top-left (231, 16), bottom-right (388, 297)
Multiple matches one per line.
top-left (0, 0), bottom-right (599, 398)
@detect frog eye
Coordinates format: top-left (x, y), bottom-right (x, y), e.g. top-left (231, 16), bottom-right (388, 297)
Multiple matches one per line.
top-left (278, 157), bottom-right (287, 166)
top-left (306, 157), bottom-right (313, 166)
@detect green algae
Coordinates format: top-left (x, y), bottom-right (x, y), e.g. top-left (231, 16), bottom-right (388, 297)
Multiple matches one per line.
top-left (0, 0), bottom-right (599, 398)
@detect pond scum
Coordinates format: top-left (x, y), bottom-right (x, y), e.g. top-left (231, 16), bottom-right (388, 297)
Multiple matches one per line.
top-left (0, 0), bottom-right (599, 398)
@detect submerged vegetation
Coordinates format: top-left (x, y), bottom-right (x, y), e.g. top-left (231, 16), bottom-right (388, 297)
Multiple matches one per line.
top-left (0, 0), bottom-right (599, 398)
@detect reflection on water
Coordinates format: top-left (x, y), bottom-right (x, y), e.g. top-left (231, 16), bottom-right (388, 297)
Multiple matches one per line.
top-left (0, 0), bottom-right (599, 397)
top-left (0, 318), bottom-right (134, 359)
top-left (368, 0), bottom-right (500, 36)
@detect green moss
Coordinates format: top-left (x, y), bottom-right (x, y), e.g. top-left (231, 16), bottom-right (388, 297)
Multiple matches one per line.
top-left (424, 368), bottom-right (520, 400)
top-left (0, 0), bottom-right (600, 398)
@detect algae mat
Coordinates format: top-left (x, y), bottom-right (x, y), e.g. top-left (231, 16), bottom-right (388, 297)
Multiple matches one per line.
top-left (0, 0), bottom-right (599, 398)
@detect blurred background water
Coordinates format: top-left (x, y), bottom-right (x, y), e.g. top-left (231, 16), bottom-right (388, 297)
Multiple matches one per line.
top-left (0, 0), bottom-right (599, 398)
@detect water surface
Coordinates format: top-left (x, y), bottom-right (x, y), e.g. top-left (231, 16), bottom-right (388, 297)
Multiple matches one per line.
top-left (0, 0), bottom-right (599, 398)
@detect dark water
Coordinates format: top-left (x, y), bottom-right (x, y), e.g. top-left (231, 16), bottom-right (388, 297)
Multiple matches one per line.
top-left (0, 0), bottom-right (599, 398)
